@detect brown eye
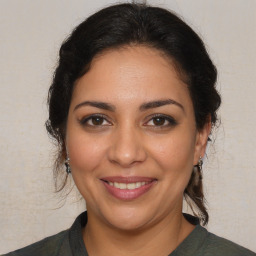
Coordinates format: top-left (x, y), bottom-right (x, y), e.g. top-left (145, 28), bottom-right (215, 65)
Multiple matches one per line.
top-left (91, 116), bottom-right (104, 125)
top-left (152, 117), bottom-right (166, 126)
top-left (79, 114), bottom-right (112, 127)
top-left (145, 114), bottom-right (177, 128)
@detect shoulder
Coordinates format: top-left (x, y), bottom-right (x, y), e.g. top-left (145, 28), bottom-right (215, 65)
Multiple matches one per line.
top-left (202, 230), bottom-right (256, 256)
top-left (1, 211), bottom-right (88, 256)
top-left (175, 218), bottom-right (256, 256)
top-left (1, 230), bottom-right (70, 256)
top-left (181, 214), bottom-right (256, 256)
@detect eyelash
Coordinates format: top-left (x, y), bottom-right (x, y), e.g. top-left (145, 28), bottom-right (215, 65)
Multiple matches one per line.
top-left (79, 114), bottom-right (177, 128)
top-left (144, 114), bottom-right (177, 128)
top-left (79, 114), bottom-right (111, 127)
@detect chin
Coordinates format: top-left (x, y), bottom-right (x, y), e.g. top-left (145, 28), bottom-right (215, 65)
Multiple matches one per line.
top-left (96, 203), bottom-right (156, 231)
top-left (108, 213), bottom-right (151, 231)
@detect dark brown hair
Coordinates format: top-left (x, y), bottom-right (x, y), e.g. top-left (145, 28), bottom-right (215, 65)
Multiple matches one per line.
top-left (46, 3), bottom-right (221, 225)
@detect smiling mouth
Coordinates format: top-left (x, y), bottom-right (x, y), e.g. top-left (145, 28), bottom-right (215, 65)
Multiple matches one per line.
top-left (100, 177), bottom-right (157, 200)
top-left (104, 181), bottom-right (150, 190)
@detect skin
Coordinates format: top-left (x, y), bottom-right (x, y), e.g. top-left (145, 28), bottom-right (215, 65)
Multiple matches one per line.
top-left (66, 46), bottom-right (211, 256)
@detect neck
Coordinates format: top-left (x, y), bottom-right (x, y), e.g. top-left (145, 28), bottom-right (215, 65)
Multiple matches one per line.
top-left (83, 208), bottom-right (195, 256)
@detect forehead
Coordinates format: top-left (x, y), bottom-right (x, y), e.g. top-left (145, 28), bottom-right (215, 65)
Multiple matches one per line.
top-left (72, 46), bottom-right (192, 109)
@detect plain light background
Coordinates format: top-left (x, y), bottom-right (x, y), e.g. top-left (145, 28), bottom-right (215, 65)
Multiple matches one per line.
top-left (0, 0), bottom-right (255, 254)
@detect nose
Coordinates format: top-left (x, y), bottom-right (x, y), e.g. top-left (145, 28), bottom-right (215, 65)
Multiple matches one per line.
top-left (107, 125), bottom-right (147, 168)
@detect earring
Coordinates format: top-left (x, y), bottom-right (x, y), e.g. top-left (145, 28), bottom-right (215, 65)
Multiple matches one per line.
top-left (65, 157), bottom-right (71, 174)
top-left (193, 156), bottom-right (203, 184)
top-left (197, 156), bottom-right (203, 171)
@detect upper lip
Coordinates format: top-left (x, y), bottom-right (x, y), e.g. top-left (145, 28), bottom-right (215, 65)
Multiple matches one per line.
top-left (100, 176), bottom-right (156, 183)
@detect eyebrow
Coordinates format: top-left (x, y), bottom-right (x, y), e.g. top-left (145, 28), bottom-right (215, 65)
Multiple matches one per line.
top-left (139, 99), bottom-right (184, 112)
top-left (74, 101), bottom-right (116, 112)
top-left (74, 98), bottom-right (184, 112)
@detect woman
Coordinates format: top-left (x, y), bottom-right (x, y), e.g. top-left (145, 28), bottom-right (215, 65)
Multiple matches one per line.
top-left (3, 2), bottom-right (255, 256)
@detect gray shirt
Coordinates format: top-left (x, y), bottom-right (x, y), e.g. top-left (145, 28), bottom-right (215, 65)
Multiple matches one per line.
top-left (2, 212), bottom-right (255, 256)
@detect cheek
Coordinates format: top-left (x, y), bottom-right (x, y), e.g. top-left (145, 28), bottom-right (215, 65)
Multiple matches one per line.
top-left (148, 130), bottom-right (196, 176)
top-left (67, 129), bottom-right (108, 175)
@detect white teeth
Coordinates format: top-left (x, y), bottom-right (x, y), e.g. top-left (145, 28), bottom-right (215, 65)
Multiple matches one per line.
top-left (135, 182), bottom-right (141, 188)
top-left (119, 183), bottom-right (127, 189)
top-left (108, 181), bottom-right (149, 190)
top-left (114, 182), bottom-right (120, 188)
top-left (127, 183), bottom-right (136, 190)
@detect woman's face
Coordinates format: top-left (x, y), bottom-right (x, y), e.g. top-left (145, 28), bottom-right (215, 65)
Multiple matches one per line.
top-left (66, 46), bottom-right (209, 231)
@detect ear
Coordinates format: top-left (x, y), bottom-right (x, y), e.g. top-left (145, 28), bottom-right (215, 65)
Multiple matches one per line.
top-left (193, 118), bottom-right (211, 165)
